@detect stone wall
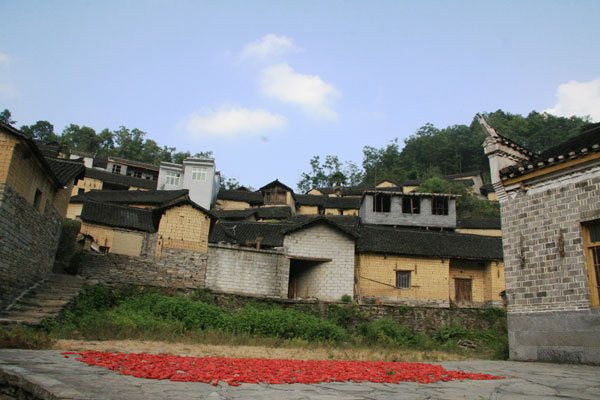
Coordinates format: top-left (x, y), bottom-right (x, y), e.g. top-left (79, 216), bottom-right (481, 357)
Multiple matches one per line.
top-left (206, 244), bottom-right (288, 297)
top-left (0, 184), bottom-right (62, 308)
top-left (501, 170), bottom-right (600, 364)
top-left (79, 235), bottom-right (208, 289)
top-left (501, 174), bottom-right (600, 313)
top-left (284, 224), bottom-right (355, 301)
top-left (205, 291), bottom-right (501, 334)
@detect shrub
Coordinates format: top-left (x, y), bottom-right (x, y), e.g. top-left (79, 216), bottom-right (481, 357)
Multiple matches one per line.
top-left (226, 307), bottom-right (347, 342)
top-left (341, 294), bottom-right (352, 303)
top-left (360, 319), bottom-right (417, 346)
top-left (0, 326), bottom-right (54, 349)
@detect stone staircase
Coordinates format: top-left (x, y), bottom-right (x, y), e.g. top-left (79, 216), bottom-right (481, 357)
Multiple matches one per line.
top-left (0, 273), bottom-right (86, 326)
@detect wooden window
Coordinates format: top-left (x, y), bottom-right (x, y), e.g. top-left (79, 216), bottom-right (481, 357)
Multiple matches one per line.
top-left (264, 189), bottom-right (286, 204)
top-left (112, 164), bottom-right (121, 174)
top-left (396, 271), bottom-right (411, 289)
top-left (373, 194), bottom-right (391, 212)
top-left (432, 197), bottom-right (448, 215)
top-left (583, 220), bottom-right (600, 307)
top-left (402, 196), bottom-right (420, 214)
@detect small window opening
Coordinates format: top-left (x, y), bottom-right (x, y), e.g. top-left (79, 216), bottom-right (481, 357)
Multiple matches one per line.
top-left (112, 164), bottom-right (122, 174)
top-left (396, 271), bottom-right (411, 289)
top-left (402, 196), bottom-right (420, 214)
top-left (33, 189), bottom-right (42, 211)
top-left (373, 194), bottom-right (391, 212)
top-left (432, 197), bottom-right (448, 215)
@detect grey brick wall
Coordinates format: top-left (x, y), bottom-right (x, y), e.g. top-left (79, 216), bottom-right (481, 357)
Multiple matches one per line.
top-left (206, 244), bottom-right (288, 297)
top-left (284, 224), bottom-right (355, 301)
top-left (0, 184), bottom-right (62, 308)
top-left (501, 175), bottom-right (600, 313)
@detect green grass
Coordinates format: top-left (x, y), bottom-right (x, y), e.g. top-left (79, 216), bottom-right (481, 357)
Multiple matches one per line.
top-left (30, 284), bottom-right (508, 359)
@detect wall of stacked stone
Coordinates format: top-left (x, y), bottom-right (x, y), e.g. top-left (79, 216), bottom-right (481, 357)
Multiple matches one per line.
top-left (501, 174), bottom-right (600, 313)
top-left (205, 291), bottom-right (499, 334)
top-left (0, 184), bottom-right (62, 308)
top-left (206, 244), bottom-right (288, 298)
top-left (79, 237), bottom-right (208, 289)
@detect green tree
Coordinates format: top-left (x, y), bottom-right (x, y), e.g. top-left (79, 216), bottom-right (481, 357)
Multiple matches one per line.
top-left (0, 109), bottom-right (15, 125)
top-left (297, 155), bottom-right (363, 192)
top-left (60, 124), bottom-right (101, 153)
top-left (361, 139), bottom-right (406, 186)
top-left (20, 120), bottom-right (57, 142)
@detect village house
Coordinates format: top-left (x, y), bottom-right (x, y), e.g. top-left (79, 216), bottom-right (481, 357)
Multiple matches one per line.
top-left (0, 122), bottom-right (84, 308)
top-left (482, 116), bottom-right (600, 364)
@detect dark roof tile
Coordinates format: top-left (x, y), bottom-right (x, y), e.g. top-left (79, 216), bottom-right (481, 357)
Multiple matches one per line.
top-left (357, 225), bottom-right (503, 260)
top-left (217, 189), bottom-right (264, 205)
top-left (255, 206), bottom-right (292, 220)
top-left (457, 218), bottom-right (501, 230)
top-left (80, 201), bottom-right (156, 232)
top-left (71, 189), bottom-right (188, 205)
top-left (209, 222), bottom-right (287, 248)
top-left (44, 158), bottom-right (85, 186)
top-left (85, 168), bottom-right (158, 190)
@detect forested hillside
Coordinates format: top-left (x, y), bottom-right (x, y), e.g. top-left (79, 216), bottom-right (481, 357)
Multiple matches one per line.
top-left (297, 110), bottom-right (590, 191)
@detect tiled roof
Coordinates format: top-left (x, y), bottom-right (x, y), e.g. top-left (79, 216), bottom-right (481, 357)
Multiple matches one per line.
top-left (109, 156), bottom-right (159, 171)
top-left (217, 189), bottom-right (264, 205)
top-left (70, 189), bottom-right (188, 205)
top-left (211, 209), bottom-right (257, 220)
top-left (500, 123), bottom-right (600, 180)
top-left (287, 215), bottom-right (361, 235)
top-left (457, 218), bottom-right (501, 230)
top-left (295, 195), bottom-right (361, 209)
top-left (44, 158), bottom-right (85, 186)
top-left (259, 179), bottom-right (295, 193)
top-left (209, 222), bottom-right (288, 248)
top-left (255, 206), bottom-right (292, 220)
top-left (282, 216), bottom-right (359, 238)
top-left (295, 194), bottom-right (326, 206)
top-left (357, 225), bottom-right (503, 260)
top-left (323, 196), bottom-right (361, 210)
top-left (80, 200), bottom-right (156, 232)
top-left (442, 171), bottom-right (481, 180)
top-left (35, 140), bottom-right (63, 158)
top-left (85, 168), bottom-right (158, 190)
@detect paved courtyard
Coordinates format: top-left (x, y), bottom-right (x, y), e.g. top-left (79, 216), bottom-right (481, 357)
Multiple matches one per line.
top-left (1, 350), bottom-right (599, 399)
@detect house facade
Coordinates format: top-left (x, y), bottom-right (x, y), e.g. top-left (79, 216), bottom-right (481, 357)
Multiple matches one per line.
top-left (483, 116), bottom-right (600, 364)
top-left (0, 123), bottom-right (84, 308)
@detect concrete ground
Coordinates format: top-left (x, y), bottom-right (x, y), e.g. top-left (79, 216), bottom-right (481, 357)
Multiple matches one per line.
top-left (1, 350), bottom-right (599, 399)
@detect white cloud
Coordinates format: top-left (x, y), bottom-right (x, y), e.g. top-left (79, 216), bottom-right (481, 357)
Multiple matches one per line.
top-left (544, 78), bottom-right (600, 121)
top-left (240, 34), bottom-right (299, 61)
top-left (0, 53), bottom-right (10, 67)
top-left (184, 106), bottom-right (286, 139)
top-left (259, 63), bottom-right (340, 120)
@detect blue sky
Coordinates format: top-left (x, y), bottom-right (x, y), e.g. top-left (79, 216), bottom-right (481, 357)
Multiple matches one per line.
top-left (1, 0), bottom-right (599, 190)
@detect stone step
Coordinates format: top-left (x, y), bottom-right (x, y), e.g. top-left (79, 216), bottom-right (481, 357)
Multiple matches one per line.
top-left (1, 273), bottom-right (86, 326)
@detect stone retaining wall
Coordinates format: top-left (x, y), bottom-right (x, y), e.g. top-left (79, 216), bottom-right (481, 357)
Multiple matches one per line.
top-left (0, 184), bottom-right (63, 308)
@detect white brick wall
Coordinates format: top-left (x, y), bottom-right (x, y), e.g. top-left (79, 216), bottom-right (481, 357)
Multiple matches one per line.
top-left (283, 224), bottom-right (355, 301)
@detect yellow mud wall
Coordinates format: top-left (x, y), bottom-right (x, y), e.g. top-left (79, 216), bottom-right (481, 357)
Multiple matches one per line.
top-left (456, 228), bottom-right (502, 237)
top-left (157, 205), bottom-right (210, 253)
top-left (66, 203), bottom-right (83, 220)
top-left (80, 222), bottom-right (115, 249)
top-left (297, 205), bottom-right (319, 215)
top-left (449, 260), bottom-right (486, 304)
top-left (71, 177), bottom-right (103, 196)
top-left (216, 200), bottom-right (251, 210)
top-left (357, 253), bottom-right (449, 302)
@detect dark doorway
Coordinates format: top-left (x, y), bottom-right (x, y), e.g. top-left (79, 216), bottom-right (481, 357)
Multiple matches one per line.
top-left (455, 278), bottom-right (472, 305)
top-left (288, 258), bottom-right (327, 299)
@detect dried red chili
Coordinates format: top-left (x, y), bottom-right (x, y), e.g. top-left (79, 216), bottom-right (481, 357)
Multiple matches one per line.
top-left (63, 351), bottom-right (505, 386)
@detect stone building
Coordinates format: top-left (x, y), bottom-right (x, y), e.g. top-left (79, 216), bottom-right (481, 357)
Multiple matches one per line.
top-left (0, 122), bottom-right (84, 308)
top-left (482, 116), bottom-right (600, 364)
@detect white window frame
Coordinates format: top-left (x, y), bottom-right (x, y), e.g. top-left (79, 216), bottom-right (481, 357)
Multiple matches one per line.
top-left (191, 166), bottom-right (207, 181)
top-left (165, 171), bottom-right (181, 186)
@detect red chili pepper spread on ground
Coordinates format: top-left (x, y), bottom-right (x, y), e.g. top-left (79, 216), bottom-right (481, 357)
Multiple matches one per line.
top-left (62, 351), bottom-right (505, 386)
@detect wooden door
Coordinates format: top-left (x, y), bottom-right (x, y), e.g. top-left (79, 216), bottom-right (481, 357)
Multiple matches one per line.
top-left (455, 278), bottom-right (472, 305)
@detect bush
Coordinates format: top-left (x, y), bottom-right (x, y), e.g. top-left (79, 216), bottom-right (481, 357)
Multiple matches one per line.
top-left (0, 326), bottom-right (55, 349)
top-left (360, 319), bottom-right (417, 346)
top-left (341, 294), bottom-right (352, 303)
top-left (226, 307), bottom-right (347, 342)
